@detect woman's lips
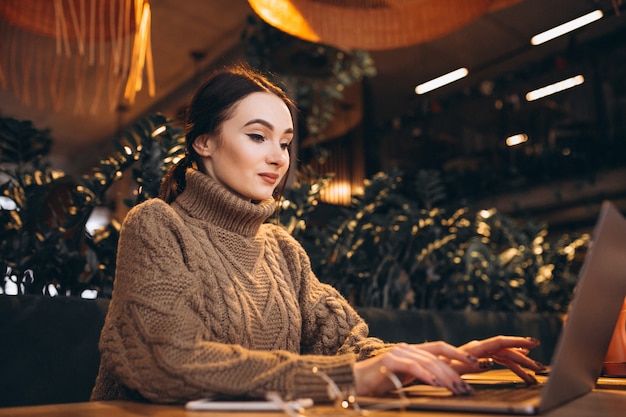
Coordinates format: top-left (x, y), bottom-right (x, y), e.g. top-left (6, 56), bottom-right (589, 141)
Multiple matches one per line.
top-left (259, 173), bottom-right (279, 184)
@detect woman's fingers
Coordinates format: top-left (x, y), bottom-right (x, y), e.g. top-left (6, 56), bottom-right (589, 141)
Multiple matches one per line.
top-left (355, 344), bottom-right (474, 396)
top-left (396, 342), bottom-right (483, 394)
top-left (491, 346), bottom-right (545, 371)
top-left (492, 356), bottom-right (538, 384)
top-left (450, 357), bottom-right (495, 374)
top-left (461, 336), bottom-right (541, 354)
top-left (416, 341), bottom-right (479, 366)
top-left (354, 336), bottom-right (545, 398)
top-left (456, 336), bottom-right (546, 381)
top-left (385, 345), bottom-right (465, 392)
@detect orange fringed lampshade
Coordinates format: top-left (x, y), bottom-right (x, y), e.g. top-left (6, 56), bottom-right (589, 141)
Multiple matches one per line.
top-left (0, 0), bottom-right (154, 113)
top-left (248, 0), bottom-right (521, 50)
top-left (0, 0), bottom-right (137, 39)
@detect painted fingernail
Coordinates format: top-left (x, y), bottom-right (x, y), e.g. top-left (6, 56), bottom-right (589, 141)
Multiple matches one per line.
top-left (432, 378), bottom-right (443, 387)
top-left (526, 337), bottom-right (540, 344)
top-left (478, 358), bottom-right (494, 369)
top-left (525, 373), bottom-right (538, 385)
top-left (534, 361), bottom-right (546, 370)
top-left (453, 381), bottom-right (474, 395)
top-left (467, 355), bottom-right (478, 363)
top-left (452, 381), bottom-right (463, 394)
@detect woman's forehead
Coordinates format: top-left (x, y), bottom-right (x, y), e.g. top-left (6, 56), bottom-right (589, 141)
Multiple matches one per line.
top-left (231, 92), bottom-right (293, 128)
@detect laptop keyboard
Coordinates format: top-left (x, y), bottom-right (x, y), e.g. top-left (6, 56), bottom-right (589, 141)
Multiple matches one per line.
top-left (467, 384), bottom-right (543, 402)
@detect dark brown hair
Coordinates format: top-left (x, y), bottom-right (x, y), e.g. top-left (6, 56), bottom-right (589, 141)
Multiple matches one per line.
top-left (158, 64), bottom-right (295, 203)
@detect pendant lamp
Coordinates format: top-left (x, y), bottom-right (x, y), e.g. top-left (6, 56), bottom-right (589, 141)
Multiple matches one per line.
top-left (248, 0), bottom-right (521, 50)
top-left (0, 0), bottom-right (154, 114)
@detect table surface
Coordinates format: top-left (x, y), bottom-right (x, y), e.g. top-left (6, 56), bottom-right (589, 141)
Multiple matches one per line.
top-left (2, 370), bottom-right (625, 417)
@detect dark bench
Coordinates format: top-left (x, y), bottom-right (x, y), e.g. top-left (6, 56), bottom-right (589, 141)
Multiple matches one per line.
top-left (0, 295), bottom-right (562, 407)
top-left (357, 308), bottom-right (561, 365)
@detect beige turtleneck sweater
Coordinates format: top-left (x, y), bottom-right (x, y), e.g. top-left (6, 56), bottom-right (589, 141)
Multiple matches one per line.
top-left (90, 169), bottom-right (390, 404)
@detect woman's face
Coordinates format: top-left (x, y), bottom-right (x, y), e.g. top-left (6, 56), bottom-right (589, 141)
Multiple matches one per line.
top-left (193, 92), bottom-right (293, 201)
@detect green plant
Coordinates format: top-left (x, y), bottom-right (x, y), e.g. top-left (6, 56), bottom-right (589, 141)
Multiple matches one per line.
top-left (0, 117), bottom-right (65, 294)
top-left (298, 169), bottom-right (589, 313)
top-left (0, 115), bottom-right (184, 296)
top-left (242, 15), bottom-right (377, 140)
top-left (269, 164), bottom-right (334, 237)
top-left (0, 115), bottom-right (589, 312)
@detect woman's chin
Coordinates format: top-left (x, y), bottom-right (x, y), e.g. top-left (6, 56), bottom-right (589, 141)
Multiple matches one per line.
top-left (240, 192), bottom-right (273, 202)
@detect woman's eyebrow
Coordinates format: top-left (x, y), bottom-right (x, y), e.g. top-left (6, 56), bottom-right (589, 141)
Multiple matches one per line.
top-left (244, 119), bottom-right (294, 135)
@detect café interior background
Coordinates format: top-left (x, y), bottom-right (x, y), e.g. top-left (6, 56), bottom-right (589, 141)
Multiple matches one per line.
top-left (1, 0), bottom-right (625, 235)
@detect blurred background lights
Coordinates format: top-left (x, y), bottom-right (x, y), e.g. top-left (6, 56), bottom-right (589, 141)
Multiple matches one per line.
top-left (0, 196), bottom-right (17, 210)
top-left (85, 207), bottom-right (112, 235)
top-left (506, 133), bottom-right (529, 147)
top-left (526, 75), bottom-right (585, 101)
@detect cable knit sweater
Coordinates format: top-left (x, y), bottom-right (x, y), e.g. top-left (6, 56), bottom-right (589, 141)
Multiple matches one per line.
top-left (90, 169), bottom-right (390, 404)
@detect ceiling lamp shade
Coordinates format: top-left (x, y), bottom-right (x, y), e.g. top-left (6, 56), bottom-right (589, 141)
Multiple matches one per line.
top-left (0, 0), bottom-right (154, 114)
top-left (248, 0), bottom-right (521, 50)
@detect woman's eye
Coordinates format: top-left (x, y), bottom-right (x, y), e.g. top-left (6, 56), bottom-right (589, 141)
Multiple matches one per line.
top-left (248, 133), bottom-right (265, 142)
top-left (281, 142), bottom-right (292, 151)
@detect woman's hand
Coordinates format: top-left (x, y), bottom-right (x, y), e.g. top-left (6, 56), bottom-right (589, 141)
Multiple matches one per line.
top-left (353, 342), bottom-right (477, 397)
top-left (452, 336), bottom-right (546, 384)
top-left (353, 336), bottom-right (545, 397)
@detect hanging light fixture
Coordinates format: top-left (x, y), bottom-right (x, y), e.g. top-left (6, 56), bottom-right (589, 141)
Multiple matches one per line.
top-left (0, 0), bottom-right (154, 115)
top-left (247, 0), bottom-right (521, 51)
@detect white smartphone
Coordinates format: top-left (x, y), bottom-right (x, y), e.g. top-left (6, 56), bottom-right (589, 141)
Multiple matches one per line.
top-left (185, 397), bottom-right (314, 411)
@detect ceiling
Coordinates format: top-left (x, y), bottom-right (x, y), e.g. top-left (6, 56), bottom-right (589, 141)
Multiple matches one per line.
top-left (1, 0), bottom-right (625, 177)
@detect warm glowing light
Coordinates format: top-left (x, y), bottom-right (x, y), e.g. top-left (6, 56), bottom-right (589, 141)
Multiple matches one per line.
top-left (525, 75), bottom-right (584, 101)
top-left (415, 68), bottom-right (469, 94)
top-left (479, 209), bottom-right (494, 219)
top-left (81, 289), bottom-right (99, 299)
top-left (0, 196), bottom-right (17, 210)
top-left (85, 207), bottom-right (112, 235)
top-left (506, 133), bottom-right (528, 147)
top-left (0, 0), bottom-right (154, 113)
top-left (531, 10), bottom-right (603, 45)
top-left (321, 181), bottom-right (352, 206)
top-left (124, 0), bottom-right (156, 104)
top-left (151, 125), bottom-right (166, 137)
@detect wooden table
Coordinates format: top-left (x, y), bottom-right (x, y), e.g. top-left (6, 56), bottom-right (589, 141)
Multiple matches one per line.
top-left (2, 371), bottom-right (625, 417)
top-left (0, 392), bottom-right (625, 417)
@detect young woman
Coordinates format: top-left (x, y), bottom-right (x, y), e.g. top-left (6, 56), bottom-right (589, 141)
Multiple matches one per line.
top-left (91, 64), bottom-right (545, 404)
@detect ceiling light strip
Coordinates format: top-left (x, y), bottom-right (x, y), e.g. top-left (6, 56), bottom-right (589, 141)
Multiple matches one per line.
top-left (525, 75), bottom-right (585, 101)
top-left (531, 10), bottom-right (604, 45)
top-left (415, 67), bottom-right (469, 95)
top-left (505, 133), bottom-right (528, 147)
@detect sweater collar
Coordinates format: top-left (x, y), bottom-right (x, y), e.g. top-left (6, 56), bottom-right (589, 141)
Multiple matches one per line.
top-left (174, 169), bottom-right (276, 237)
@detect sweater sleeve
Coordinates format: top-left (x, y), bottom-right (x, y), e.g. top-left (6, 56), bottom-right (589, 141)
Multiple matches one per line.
top-left (95, 201), bottom-right (356, 404)
top-left (270, 226), bottom-right (393, 361)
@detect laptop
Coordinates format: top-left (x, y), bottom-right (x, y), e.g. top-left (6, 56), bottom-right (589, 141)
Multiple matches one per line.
top-left (360, 200), bottom-right (626, 414)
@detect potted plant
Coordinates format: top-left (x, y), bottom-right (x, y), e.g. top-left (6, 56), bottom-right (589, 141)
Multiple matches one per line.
top-left (0, 114), bottom-right (185, 296)
top-left (297, 168), bottom-right (589, 314)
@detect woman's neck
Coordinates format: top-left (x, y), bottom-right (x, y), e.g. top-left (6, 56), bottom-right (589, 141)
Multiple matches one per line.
top-left (174, 169), bottom-right (276, 236)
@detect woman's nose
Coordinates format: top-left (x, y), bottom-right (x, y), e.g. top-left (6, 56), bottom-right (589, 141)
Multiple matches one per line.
top-left (268, 144), bottom-right (288, 166)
